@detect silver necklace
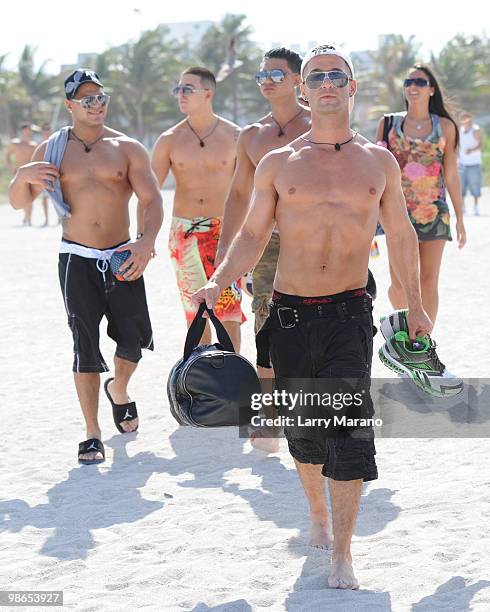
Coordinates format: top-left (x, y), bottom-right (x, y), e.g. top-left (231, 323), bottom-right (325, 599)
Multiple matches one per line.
top-left (407, 116), bottom-right (431, 130)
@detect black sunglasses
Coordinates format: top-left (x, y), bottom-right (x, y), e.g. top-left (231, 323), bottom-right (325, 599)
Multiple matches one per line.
top-left (255, 69), bottom-right (289, 85)
top-left (304, 70), bottom-right (350, 90)
top-left (403, 77), bottom-right (430, 88)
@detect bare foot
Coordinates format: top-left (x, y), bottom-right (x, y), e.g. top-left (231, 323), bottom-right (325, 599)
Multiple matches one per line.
top-left (328, 555), bottom-right (359, 589)
top-left (310, 511), bottom-right (333, 549)
top-left (250, 429), bottom-right (280, 453)
top-left (107, 380), bottom-right (139, 432)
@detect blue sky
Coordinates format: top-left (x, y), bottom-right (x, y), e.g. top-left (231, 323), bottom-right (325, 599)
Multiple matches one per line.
top-left (1, 0), bottom-right (487, 72)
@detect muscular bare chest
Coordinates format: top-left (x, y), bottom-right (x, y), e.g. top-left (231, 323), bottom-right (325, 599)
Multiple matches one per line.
top-left (275, 146), bottom-right (385, 225)
top-left (170, 133), bottom-right (236, 175)
top-left (60, 140), bottom-right (129, 188)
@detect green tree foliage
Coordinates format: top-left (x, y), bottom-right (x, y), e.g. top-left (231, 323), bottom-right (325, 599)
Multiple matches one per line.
top-left (431, 34), bottom-right (490, 115)
top-left (196, 14), bottom-right (268, 123)
top-left (98, 26), bottom-right (187, 144)
top-left (365, 34), bottom-right (421, 115)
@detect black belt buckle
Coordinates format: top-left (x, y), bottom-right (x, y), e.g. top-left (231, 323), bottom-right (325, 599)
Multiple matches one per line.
top-left (277, 306), bottom-right (296, 329)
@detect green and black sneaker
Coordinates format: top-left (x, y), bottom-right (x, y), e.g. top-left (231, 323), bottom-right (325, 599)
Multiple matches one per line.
top-left (380, 309), bottom-right (409, 341)
top-left (379, 331), bottom-right (463, 397)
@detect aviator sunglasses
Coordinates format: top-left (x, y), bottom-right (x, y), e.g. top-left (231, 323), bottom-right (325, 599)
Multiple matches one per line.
top-left (71, 93), bottom-right (110, 110)
top-left (172, 85), bottom-right (209, 97)
top-left (304, 70), bottom-right (351, 89)
top-left (255, 69), bottom-right (289, 85)
top-left (403, 77), bottom-right (430, 88)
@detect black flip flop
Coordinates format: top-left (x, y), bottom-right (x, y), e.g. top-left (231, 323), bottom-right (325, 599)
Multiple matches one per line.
top-left (104, 377), bottom-right (139, 434)
top-left (78, 438), bottom-right (105, 465)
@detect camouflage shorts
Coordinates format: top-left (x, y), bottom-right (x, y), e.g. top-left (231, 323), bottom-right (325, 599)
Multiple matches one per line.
top-left (252, 232), bottom-right (280, 333)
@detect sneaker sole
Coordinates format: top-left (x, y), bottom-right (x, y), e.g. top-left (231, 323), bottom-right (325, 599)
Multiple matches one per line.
top-left (378, 345), bottom-right (463, 398)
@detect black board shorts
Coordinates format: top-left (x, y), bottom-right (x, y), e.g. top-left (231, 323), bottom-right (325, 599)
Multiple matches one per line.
top-left (58, 249), bottom-right (153, 373)
top-left (267, 289), bottom-right (378, 482)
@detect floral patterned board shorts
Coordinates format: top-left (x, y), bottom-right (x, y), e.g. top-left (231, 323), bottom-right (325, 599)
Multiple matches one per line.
top-left (168, 216), bottom-right (245, 325)
top-left (386, 112), bottom-right (452, 242)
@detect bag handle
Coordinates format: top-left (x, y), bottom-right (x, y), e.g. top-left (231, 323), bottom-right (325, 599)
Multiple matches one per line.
top-left (183, 302), bottom-right (235, 361)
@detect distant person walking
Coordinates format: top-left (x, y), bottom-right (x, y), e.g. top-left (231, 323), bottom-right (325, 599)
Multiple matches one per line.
top-left (376, 64), bottom-right (466, 324)
top-left (459, 111), bottom-right (483, 216)
top-left (5, 124), bottom-right (37, 226)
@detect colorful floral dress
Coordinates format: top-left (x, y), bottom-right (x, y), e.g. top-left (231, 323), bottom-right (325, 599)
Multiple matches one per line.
top-left (388, 112), bottom-right (452, 241)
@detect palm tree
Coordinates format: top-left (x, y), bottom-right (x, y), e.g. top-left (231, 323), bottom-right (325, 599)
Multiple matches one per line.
top-left (0, 53), bottom-right (16, 137)
top-left (432, 34), bottom-right (490, 115)
top-left (367, 34), bottom-right (421, 113)
top-left (197, 14), bottom-right (267, 124)
top-left (101, 26), bottom-right (186, 143)
top-left (17, 45), bottom-right (57, 121)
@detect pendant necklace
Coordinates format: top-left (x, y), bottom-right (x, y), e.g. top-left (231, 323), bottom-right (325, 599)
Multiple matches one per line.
top-left (186, 118), bottom-right (220, 147)
top-left (300, 131), bottom-right (357, 151)
top-left (405, 116), bottom-right (430, 131)
top-left (270, 108), bottom-right (304, 137)
top-left (70, 128), bottom-right (104, 152)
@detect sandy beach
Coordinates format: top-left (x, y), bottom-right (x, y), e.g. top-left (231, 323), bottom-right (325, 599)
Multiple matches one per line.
top-left (1, 191), bottom-right (489, 611)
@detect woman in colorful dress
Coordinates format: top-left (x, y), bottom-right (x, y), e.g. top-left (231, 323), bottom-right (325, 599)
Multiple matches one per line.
top-left (376, 64), bottom-right (466, 324)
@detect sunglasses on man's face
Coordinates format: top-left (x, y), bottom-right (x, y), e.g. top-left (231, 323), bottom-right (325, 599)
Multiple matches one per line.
top-left (254, 69), bottom-right (289, 86)
top-left (71, 93), bottom-right (110, 110)
top-left (403, 77), bottom-right (430, 88)
top-left (304, 70), bottom-right (350, 90)
top-left (172, 85), bottom-right (209, 97)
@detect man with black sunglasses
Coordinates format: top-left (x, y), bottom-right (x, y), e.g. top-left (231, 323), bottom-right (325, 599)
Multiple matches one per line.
top-left (142, 67), bottom-right (244, 351)
top-left (215, 48), bottom-right (310, 453)
top-left (8, 69), bottom-right (163, 465)
top-left (194, 44), bottom-right (432, 589)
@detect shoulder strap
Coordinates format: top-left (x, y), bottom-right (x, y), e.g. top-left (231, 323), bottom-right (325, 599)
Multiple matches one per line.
top-left (382, 114), bottom-right (394, 149)
top-left (431, 114), bottom-right (442, 139)
top-left (183, 302), bottom-right (235, 361)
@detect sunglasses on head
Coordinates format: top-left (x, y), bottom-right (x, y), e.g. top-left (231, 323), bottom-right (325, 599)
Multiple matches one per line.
top-left (255, 69), bottom-right (289, 85)
top-left (71, 93), bottom-right (109, 110)
top-left (304, 70), bottom-right (351, 89)
top-left (172, 85), bottom-right (209, 97)
top-left (403, 77), bottom-right (430, 88)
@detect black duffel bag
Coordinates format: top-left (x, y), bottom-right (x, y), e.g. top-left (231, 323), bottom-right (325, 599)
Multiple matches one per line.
top-left (167, 303), bottom-right (260, 427)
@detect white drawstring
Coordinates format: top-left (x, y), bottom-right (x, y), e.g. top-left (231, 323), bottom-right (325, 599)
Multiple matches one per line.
top-left (96, 256), bottom-right (110, 273)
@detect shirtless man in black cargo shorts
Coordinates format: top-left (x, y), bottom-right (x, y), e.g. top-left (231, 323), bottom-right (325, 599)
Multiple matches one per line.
top-left (193, 45), bottom-right (432, 589)
top-left (9, 69), bottom-right (163, 465)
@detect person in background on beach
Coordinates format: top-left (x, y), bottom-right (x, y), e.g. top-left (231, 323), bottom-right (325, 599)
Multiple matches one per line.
top-left (376, 64), bottom-right (466, 325)
top-left (139, 67), bottom-right (244, 350)
top-left (5, 124), bottom-right (37, 226)
top-left (193, 43), bottom-right (432, 590)
top-left (8, 69), bottom-right (163, 465)
top-left (458, 111), bottom-right (484, 216)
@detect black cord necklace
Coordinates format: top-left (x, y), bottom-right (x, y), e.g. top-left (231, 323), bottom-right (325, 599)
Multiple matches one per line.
top-left (300, 131), bottom-right (357, 151)
top-left (186, 118), bottom-right (220, 147)
top-left (70, 128), bottom-right (105, 153)
top-left (270, 108), bottom-right (304, 137)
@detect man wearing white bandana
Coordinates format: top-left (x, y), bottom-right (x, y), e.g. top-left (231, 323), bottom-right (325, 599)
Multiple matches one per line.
top-left (193, 44), bottom-right (432, 589)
